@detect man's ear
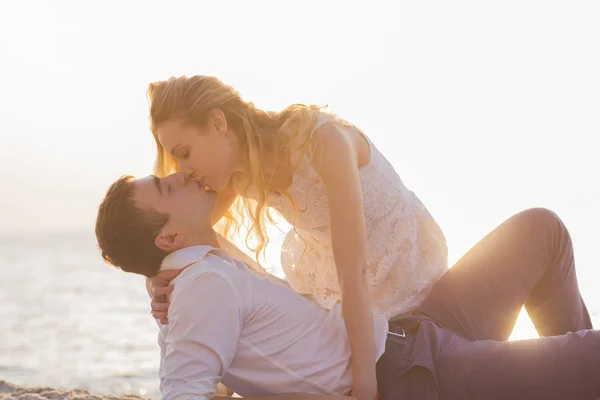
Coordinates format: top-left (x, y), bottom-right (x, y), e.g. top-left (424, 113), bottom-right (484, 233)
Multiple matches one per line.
top-left (155, 230), bottom-right (186, 252)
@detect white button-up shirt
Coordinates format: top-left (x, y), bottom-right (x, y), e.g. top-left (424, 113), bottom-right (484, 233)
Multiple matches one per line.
top-left (157, 246), bottom-right (389, 400)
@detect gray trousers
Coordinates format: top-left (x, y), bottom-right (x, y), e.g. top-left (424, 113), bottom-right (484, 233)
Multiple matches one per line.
top-left (375, 208), bottom-right (599, 399)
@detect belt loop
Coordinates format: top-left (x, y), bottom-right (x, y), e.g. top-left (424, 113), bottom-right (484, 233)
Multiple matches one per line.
top-left (388, 328), bottom-right (407, 338)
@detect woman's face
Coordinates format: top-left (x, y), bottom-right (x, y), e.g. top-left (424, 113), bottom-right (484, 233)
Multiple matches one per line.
top-left (156, 111), bottom-right (242, 193)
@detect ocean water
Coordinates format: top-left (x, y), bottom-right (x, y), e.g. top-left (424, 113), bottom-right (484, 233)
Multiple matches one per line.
top-left (1, 232), bottom-right (160, 398)
top-left (1, 231), bottom-right (599, 399)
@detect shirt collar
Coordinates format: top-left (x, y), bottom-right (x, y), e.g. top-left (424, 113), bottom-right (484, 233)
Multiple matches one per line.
top-left (159, 245), bottom-right (225, 271)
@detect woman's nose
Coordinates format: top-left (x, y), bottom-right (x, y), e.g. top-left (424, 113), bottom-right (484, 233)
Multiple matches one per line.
top-left (178, 165), bottom-right (196, 181)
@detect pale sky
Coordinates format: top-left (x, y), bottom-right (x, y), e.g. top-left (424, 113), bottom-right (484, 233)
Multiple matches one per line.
top-left (1, 1), bottom-right (599, 302)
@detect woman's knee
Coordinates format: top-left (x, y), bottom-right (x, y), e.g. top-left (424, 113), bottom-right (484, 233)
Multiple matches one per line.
top-left (517, 207), bottom-right (569, 237)
top-left (520, 207), bottom-right (560, 222)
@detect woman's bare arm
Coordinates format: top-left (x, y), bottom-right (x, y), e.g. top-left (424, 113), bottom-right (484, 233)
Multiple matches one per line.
top-left (310, 123), bottom-right (377, 400)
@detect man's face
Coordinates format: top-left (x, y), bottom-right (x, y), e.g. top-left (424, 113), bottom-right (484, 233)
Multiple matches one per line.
top-left (133, 172), bottom-right (217, 246)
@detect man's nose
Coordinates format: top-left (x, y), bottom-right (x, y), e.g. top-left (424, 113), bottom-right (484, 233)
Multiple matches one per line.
top-left (169, 172), bottom-right (187, 186)
top-left (179, 163), bottom-right (194, 178)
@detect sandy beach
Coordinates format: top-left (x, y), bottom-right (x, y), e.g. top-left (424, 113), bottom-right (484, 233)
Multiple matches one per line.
top-left (0, 381), bottom-right (149, 400)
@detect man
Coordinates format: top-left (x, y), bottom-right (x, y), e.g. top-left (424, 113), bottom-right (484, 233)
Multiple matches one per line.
top-left (95, 172), bottom-right (600, 400)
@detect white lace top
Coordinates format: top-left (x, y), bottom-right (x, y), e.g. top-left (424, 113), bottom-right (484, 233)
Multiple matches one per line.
top-left (235, 113), bottom-right (448, 318)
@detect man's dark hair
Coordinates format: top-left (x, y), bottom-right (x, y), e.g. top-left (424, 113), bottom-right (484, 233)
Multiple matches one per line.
top-left (95, 175), bottom-right (169, 277)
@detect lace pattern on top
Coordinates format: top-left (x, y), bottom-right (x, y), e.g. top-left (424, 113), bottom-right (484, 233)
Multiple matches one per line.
top-left (235, 113), bottom-right (448, 317)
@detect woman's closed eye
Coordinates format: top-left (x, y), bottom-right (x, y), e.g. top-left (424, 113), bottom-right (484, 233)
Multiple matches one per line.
top-left (171, 145), bottom-right (190, 161)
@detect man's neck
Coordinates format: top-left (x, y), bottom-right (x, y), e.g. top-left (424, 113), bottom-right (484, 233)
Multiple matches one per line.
top-left (158, 230), bottom-right (222, 273)
top-left (184, 229), bottom-right (220, 249)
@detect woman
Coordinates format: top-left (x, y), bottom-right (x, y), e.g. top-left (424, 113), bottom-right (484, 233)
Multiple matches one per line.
top-left (147, 75), bottom-right (592, 400)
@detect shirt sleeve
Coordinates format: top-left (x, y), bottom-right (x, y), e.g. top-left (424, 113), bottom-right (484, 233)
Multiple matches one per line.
top-left (160, 270), bottom-right (243, 400)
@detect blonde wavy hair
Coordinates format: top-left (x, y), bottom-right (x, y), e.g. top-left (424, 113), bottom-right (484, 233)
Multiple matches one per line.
top-left (147, 75), bottom-right (322, 260)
